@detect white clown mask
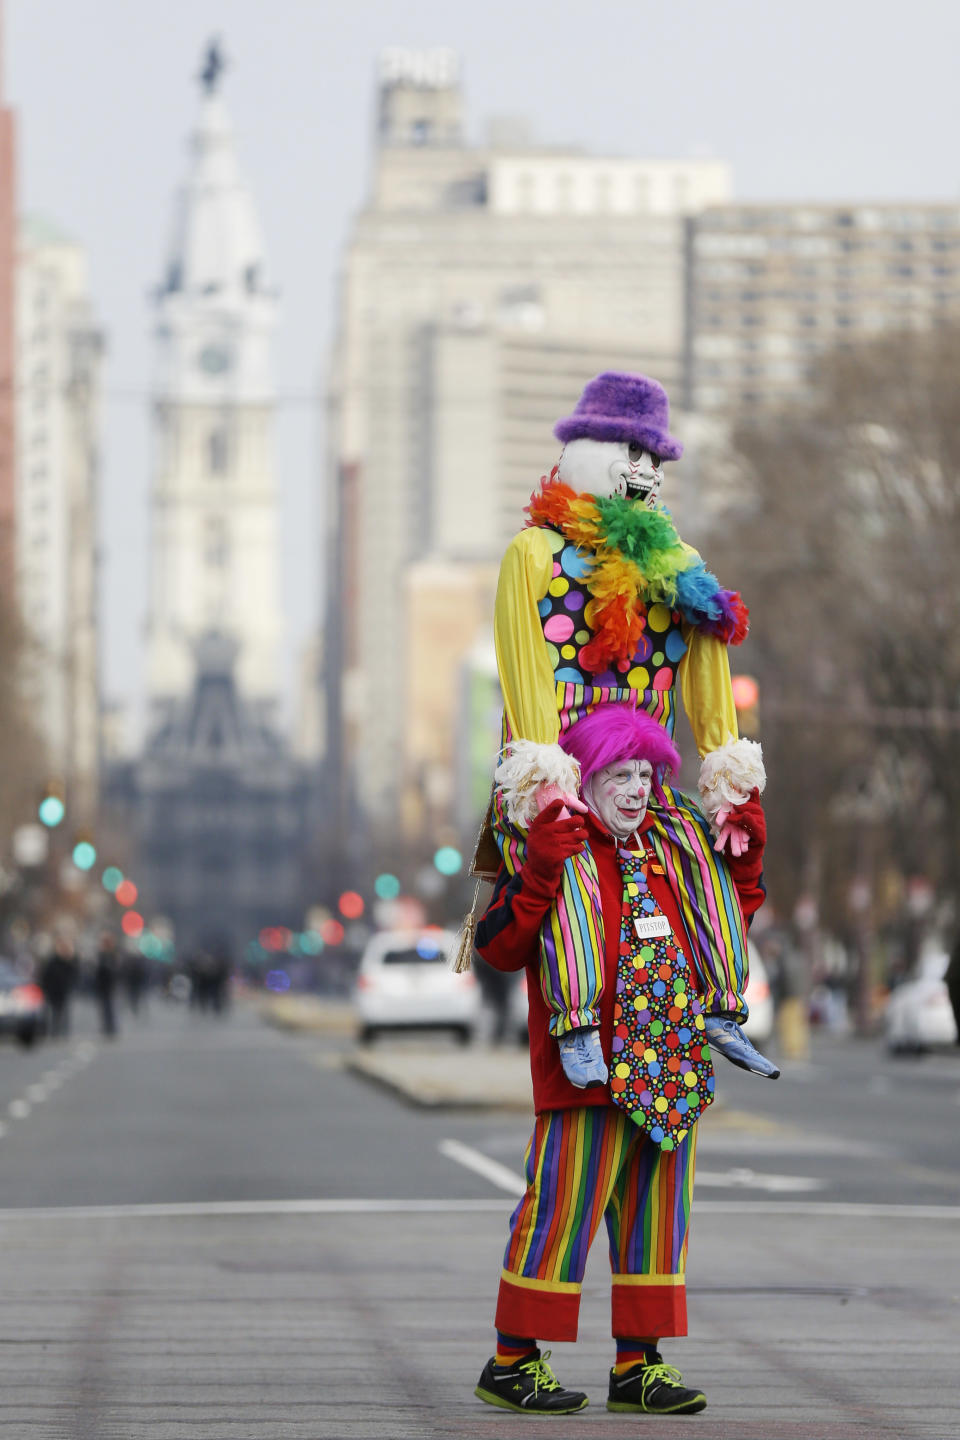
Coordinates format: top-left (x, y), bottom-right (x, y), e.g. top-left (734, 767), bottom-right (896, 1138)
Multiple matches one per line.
top-left (584, 758), bottom-right (654, 841)
top-left (557, 437), bottom-right (665, 507)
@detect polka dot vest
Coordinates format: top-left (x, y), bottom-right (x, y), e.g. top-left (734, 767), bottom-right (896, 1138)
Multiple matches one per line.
top-left (535, 526), bottom-right (688, 699)
top-left (609, 843), bottom-right (716, 1147)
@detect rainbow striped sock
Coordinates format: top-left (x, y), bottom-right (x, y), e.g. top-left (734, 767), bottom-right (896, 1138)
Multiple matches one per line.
top-left (613, 1338), bottom-right (660, 1375)
top-left (495, 1331), bottom-right (537, 1368)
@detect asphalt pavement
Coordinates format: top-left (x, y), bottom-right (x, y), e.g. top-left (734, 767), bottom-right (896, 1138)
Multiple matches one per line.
top-left (0, 994), bottom-right (957, 1439)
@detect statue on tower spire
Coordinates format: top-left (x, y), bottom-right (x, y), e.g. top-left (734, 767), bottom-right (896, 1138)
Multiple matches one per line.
top-left (199, 37), bottom-right (226, 95)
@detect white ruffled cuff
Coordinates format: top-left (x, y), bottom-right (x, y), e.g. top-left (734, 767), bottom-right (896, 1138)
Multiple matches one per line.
top-left (494, 740), bottom-right (582, 828)
top-left (698, 738), bottom-right (766, 827)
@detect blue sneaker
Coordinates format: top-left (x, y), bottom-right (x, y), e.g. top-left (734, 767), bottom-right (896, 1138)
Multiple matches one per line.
top-left (703, 1016), bottom-right (780, 1078)
top-left (557, 1027), bottom-right (608, 1089)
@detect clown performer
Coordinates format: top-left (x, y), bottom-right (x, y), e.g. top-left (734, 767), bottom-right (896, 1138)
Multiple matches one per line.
top-left (489, 370), bottom-right (776, 1089)
top-left (473, 704), bottom-right (767, 1415)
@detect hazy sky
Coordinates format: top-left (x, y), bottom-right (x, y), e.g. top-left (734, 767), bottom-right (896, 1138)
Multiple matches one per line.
top-left (6, 0), bottom-right (960, 737)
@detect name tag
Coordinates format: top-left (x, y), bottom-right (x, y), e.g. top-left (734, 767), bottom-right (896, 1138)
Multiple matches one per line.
top-left (634, 914), bottom-right (672, 941)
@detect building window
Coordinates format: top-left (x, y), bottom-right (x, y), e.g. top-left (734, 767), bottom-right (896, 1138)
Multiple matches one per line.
top-left (595, 174), bottom-right (612, 210)
top-left (204, 517), bottom-right (229, 569)
top-left (555, 173), bottom-right (573, 210)
top-left (208, 428), bottom-right (229, 476)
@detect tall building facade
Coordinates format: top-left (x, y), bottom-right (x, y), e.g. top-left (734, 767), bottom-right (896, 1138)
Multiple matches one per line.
top-left (145, 57), bottom-right (282, 724)
top-left (15, 217), bottom-right (103, 824)
top-left (0, 3), bottom-right (14, 588)
top-left (135, 47), bottom-right (303, 955)
top-left (687, 202), bottom-right (960, 414)
top-left (325, 49), bottom-right (731, 845)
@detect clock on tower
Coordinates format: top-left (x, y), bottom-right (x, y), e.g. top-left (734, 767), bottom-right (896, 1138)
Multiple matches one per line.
top-left (198, 344), bottom-right (233, 376)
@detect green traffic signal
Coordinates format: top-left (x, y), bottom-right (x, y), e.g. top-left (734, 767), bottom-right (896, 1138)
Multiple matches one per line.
top-left (433, 846), bottom-right (463, 877)
top-left (39, 796), bottom-right (65, 827)
top-left (72, 841), bottom-right (97, 871)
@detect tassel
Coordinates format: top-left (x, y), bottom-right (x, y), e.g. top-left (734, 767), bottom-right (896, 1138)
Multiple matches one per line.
top-left (452, 878), bottom-right (482, 973)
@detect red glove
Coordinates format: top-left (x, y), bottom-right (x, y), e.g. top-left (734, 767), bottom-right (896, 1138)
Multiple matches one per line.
top-left (523, 798), bottom-right (588, 894)
top-left (722, 789), bottom-right (766, 919)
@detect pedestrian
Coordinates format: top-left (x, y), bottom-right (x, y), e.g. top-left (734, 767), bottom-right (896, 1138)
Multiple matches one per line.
top-left (122, 948), bottom-right (149, 1014)
top-left (472, 704), bottom-right (767, 1416)
top-left (94, 933), bottom-right (120, 1037)
top-left (945, 935), bottom-right (960, 1045)
top-left (40, 937), bottom-right (77, 1039)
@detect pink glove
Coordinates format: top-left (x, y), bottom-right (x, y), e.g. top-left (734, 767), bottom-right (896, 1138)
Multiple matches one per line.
top-left (714, 811), bottom-right (750, 857)
top-left (535, 780), bottom-right (588, 819)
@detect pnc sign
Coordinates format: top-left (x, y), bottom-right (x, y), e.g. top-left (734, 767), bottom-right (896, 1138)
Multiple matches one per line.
top-left (379, 48), bottom-right (459, 89)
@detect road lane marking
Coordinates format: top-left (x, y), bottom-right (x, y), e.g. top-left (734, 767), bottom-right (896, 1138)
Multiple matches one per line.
top-left (696, 1167), bottom-right (826, 1193)
top-left (0, 1042), bottom-right (99, 1131)
top-left (439, 1140), bottom-right (826, 1196)
top-left (0, 1198), bottom-right (957, 1222)
top-left (439, 1138), bottom-right (527, 1196)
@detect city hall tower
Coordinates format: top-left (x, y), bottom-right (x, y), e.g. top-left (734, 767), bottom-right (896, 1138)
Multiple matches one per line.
top-left (146, 41), bottom-right (282, 723)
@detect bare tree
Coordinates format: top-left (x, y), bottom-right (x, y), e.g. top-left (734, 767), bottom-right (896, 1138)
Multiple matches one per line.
top-left (709, 326), bottom-right (960, 939)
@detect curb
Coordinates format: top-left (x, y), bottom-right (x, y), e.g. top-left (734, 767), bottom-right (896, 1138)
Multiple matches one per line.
top-left (344, 1049), bottom-right (535, 1112)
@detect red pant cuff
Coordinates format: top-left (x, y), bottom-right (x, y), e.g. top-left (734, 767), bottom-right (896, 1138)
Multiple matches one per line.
top-left (495, 1274), bottom-right (581, 1342)
top-left (611, 1280), bottom-right (687, 1338)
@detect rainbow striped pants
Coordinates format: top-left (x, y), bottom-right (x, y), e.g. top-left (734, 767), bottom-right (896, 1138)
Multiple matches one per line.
top-left (496, 1107), bottom-right (698, 1343)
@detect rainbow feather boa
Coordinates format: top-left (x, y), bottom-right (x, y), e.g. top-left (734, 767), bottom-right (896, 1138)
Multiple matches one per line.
top-left (525, 471), bottom-right (748, 672)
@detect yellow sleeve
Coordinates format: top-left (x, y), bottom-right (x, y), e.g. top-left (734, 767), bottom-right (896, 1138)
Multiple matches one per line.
top-left (494, 529), bottom-right (558, 745)
top-left (677, 626), bottom-right (739, 757)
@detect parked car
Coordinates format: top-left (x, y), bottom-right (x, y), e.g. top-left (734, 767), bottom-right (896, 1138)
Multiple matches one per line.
top-left (886, 948), bottom-right (958, 1053)
top-left (742, 943), bottom-right (775, 1046)
top-left (0, 961), bottom-right (49, 1047)
top-left (354, 929), bottom-right (481, 1044)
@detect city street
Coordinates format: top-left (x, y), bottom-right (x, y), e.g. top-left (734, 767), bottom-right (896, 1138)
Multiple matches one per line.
top-left (0, 1000), bottom-right (957, 1439)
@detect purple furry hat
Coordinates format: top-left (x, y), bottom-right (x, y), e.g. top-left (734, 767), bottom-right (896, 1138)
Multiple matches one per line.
top-left (554, 371), bottom-right (683, 461)
top-left (559, 705), bottom-right (681, 801)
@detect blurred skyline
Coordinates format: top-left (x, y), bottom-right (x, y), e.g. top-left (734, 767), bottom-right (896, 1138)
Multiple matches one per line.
top-left (6, 0), bottom-right (960, 737)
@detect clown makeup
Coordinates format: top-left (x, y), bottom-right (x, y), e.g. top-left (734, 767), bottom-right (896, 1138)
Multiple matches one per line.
top-left (625, 443), bottom-right (663, 507)
top-left (584, 758), bottom-right (654, 841)
top-left (557, 437), bottom-right (664, 508)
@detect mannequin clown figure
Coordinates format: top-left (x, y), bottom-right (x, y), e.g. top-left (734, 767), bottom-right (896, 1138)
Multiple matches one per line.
top-left (473, 704), bottom-right (768, 1415)
top-left (489, 371), bottom-right (777, 1088)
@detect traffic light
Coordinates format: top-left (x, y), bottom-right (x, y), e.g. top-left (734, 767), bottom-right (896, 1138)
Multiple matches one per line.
top-left (115, 879), bottom-right (138, 908)
top-left (121, 910), bottom-right (144, 937)
top-left (72, 837), bottom-right (97, 871)
top-left (433, 846), bottom-right (463, 877)
top-left (338, 891), bottom-right (365, 920)
top-left (38, 782), bottom-right (65, 828)
top-left (731, 674), bottom-right (760, 738)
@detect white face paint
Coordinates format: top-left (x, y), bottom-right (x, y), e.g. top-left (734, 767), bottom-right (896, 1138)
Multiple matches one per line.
top-left (557, 437), bottom-right (664, 507)
top-left (585, 758), bottom-right (654, 840)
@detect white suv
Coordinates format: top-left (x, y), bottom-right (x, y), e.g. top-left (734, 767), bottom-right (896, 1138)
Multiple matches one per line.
top-left (353, 929), bottom-right (481, 1045)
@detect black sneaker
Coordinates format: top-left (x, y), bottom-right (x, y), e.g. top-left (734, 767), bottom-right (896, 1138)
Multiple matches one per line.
top-left (475, 1349), bottom-right (589, 1413)
top-left (607, 1356), bottom-right (707, 1414)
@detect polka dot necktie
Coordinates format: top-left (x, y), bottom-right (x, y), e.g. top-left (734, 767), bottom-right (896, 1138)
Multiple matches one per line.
top-left (609, 843), bottom-right (716, 1150)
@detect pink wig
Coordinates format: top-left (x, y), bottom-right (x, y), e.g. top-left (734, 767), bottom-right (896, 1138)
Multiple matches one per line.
top-left (559, 705), bottom-right (681, 801)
